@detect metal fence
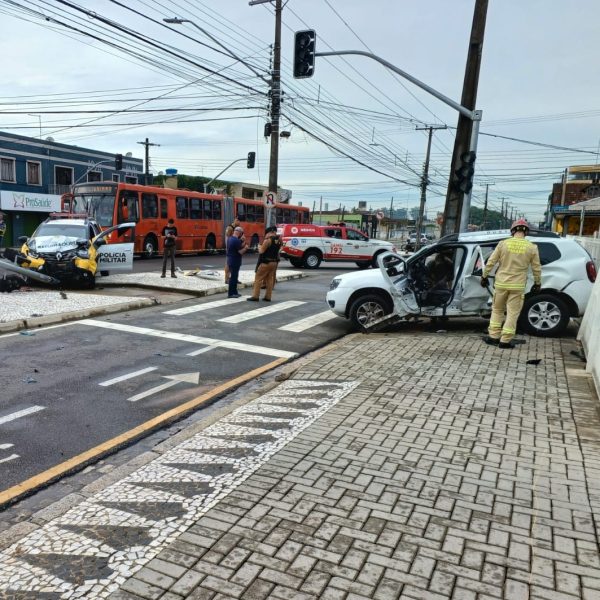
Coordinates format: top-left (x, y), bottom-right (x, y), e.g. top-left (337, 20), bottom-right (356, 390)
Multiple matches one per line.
top-left (572, 236), bottom-right (600, 264)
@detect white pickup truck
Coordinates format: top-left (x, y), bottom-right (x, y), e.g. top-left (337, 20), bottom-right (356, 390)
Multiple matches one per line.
top-left (278, 223), bottom-right (396, 269)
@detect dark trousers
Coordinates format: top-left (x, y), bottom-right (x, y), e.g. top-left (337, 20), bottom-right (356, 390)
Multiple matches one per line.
top-left (227, 261), bottom-right (241, 296)
top-left (162, 246), bottom-right (176, 275)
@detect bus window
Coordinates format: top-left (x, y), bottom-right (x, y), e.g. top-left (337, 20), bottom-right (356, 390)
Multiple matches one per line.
top-left (176, 196), bottom-right (189, 219)
top-left (256, 205), bottom-right (265, 223)
top-left (202, 199), bottom-right (212, 220)
top-left (160, 198), bottom-right (168, 219)
top-left (118, 190), bottom-right (139, 223)
top-left (290, 210), bottom-right (298, 223)
top-left (276, 208), bottom-right (283, 222)
top-left (213, 200), bottom-right (222, 221)
top-left (141, 193), bottom-right (158, 218)
top-left (236, 203), bottom-right (246, 221)
top-left (189, 198), bottom-right (201, 219)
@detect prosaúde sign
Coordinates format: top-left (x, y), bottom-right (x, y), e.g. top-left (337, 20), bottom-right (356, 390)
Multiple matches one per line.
top-left (0, 191), bottom-right (62, 213)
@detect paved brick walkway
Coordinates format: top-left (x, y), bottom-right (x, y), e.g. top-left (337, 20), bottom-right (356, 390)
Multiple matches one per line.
top-left (112, 332), bottom-right (600, 600)
top-left (1, 331), bottom-right (599, 599)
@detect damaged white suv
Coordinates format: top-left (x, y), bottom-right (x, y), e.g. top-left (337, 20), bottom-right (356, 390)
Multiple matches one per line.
top-left (326, 230), bottom-right (596, 337)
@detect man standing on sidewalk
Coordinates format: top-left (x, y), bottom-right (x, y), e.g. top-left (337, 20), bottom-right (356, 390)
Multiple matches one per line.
top-left (481, 219), bottom-right (542, 348)
top-left (247, 226), bottom-right (282, 302)
top-left (226, 226), bottom-right (247, 298)
top-left (161, 218), bottom-right (178, 278)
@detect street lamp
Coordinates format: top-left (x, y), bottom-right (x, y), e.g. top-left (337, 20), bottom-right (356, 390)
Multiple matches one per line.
top-left (28, 114), bottom-right (42, 139)
top-left (369, 143), bottom-right (398, 166)
top-left (163, 18), bottom-right (266, 81)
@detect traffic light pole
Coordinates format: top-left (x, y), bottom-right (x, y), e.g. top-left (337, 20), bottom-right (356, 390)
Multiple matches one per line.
top-left (204, 158), bottom-right (245, 192)
top-left (314, 48), bottom-right (482, 232)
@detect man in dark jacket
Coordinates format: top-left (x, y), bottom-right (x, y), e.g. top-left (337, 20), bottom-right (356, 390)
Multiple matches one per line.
top-left (226, 226), bottom-right (247, 297)
top-left (161, 219), bottom-right (178, 278)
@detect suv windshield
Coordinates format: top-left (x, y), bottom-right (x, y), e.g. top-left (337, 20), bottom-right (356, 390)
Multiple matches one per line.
top-left (35, 223), bottom-right (87, 239)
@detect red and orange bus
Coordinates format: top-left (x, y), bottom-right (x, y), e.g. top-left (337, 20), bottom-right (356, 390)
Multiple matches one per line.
top-left (63, 182), bottom-right (310, 256)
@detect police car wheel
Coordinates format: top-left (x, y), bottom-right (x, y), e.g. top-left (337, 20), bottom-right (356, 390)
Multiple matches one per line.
top-left (349, 293), bottom-right (392, 329)
top-left (519, 293), bottom-right (570, 337)
top-left (303, 250), bottom-right (322, 269)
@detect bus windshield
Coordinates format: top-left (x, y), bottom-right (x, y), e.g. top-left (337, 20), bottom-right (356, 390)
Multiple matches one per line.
top-left (73, 193), bottom-right (116, 227)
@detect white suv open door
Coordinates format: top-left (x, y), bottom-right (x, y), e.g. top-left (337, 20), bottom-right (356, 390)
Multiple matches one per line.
top-left (459, 245), bottom-right (494, 313)
top-left (377, 251), bottom-right (420, 317)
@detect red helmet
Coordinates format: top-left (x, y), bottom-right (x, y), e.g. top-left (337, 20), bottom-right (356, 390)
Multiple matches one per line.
top-left (510, 218), bottom-right (530, 234)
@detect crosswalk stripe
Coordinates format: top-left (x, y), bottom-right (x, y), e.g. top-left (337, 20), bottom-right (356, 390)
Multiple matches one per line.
top-left (0, 443), bottom-right (14, 450)
top-left (0, 406), bottom-right (45, 426)
top-left (0, 454), bottom-right (19, 464)
top-left (163, 296), bottom-right (247, 316)
top-left (99, 367), bottom-right (158, 387)
top-left (80, 319), bottom-right (296, 359)
top-left (187, 347), bottom-right (215, 357)
top-left (278, 310), bottom-right (338, 332)
top-left (218, 300), bottom-right (306, 324)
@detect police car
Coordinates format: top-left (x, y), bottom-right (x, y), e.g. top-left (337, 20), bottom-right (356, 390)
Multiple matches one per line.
top-left (278, 223), bottom-right (396, 269)
top-left (15, 215), bottom-right (135, 288)
top-left (326, 229), bottom-right (596, 337)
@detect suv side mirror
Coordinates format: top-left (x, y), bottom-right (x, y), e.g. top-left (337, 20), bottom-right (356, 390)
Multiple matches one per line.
top-left (18, 236), bottom-right (28, 245)
top-left (95, 238), bottom-right (107, 248)
top-left (381, 254), bottom-right (405, 276)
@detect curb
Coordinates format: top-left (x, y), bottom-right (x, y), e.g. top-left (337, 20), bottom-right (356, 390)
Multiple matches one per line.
top-left (0, 297), bottom-right (159, 335)
top-left (97, 271), bottom-right (305, 297)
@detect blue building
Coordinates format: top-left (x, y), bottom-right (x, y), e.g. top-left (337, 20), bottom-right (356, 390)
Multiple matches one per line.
top-left (0, 131), bottom-right (143, 246)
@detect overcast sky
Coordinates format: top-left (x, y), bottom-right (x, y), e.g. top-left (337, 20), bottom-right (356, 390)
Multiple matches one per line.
top-left (1, 0), bottom-right (599, 222)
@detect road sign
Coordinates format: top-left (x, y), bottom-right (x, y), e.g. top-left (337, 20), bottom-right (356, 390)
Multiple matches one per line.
top-left (376, 210), bottom-right (385, 220)
top-left (264, 192), bottom-right (277, 207)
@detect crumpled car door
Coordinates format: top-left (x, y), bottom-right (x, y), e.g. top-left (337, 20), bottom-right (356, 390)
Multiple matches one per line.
top-left (459, 245), bottom-right (494, 313)
top-left (377, 251), bottom-right (419, 317)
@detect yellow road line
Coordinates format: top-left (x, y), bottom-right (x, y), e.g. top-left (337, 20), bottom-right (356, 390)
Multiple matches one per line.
top-left (0, 358), bottom-right (289, 508)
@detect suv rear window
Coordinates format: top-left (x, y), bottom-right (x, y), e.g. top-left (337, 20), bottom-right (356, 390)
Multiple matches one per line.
top-left (534, 242), bottom-right (561, 265)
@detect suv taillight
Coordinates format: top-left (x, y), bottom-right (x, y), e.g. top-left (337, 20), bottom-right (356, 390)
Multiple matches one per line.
top-left (586, 260), bottom-right (597, 283)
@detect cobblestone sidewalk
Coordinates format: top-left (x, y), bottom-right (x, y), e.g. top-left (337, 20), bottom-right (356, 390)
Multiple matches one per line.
top-left (1, 331), bottom-right (599, 600)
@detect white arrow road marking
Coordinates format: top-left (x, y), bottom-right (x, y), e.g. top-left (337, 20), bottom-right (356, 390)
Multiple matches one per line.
top-left (164, 296), bottom-right (247, 316)
top-left (0, 406), bottom-right (45, 426)
top-left (279, 310), bottom-right (338, 332)
top-left (128, 372), bottom-right (200, 403)
top-left (80, 320), bottom-right (296, 359)
top-left (218, 300), bottom-right (305, 323)
top-left (99, 367), bottom-right (158, 387)
top-left (0, 454), bottom-right (19, 464)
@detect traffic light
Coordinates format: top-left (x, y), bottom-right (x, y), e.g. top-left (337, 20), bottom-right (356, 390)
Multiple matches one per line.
top-left (453, 150), bottom-right (476, 194)
top-left (247, 151), bottom-right (256, 169)
top-left (294, 30), bottom-right (316, 79)
top-left (115, 153), bottom-right (123, 171)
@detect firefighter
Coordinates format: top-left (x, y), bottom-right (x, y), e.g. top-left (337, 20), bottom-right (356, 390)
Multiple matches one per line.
top-left (481, 219), bottom-right (542, 348)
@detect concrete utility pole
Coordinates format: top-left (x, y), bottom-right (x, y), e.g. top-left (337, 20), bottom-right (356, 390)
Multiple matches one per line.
top-left (482, 183), bottom-right (490, 230)
top-left (137, 138), bottom-right (160, 184)
top-left (415, 125), bottom-right (446, 249)
top-left (250, 0), bottom-right (282, 197)
top-left (499, 196), bottom-right (508, 227)
top-left (442, 0), bottom-right (489, 235)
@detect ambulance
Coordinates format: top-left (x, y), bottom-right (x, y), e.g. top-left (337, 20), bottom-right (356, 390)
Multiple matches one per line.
top-left (277, 223), bottom-right (396, 269)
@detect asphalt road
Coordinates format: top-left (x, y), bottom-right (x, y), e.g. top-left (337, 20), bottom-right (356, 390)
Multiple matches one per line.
top-left (0, 264), bottom-right (356, 500)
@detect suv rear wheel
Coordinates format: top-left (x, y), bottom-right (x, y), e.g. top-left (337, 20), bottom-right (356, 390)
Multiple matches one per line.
top-left (519, 293), bottom-right (570, 337)
top-left (349, 293), bottom-right (392, 329)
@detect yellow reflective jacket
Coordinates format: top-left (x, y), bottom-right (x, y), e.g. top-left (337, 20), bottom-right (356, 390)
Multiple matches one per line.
top-left (482, 237), bottom-right (542, 291)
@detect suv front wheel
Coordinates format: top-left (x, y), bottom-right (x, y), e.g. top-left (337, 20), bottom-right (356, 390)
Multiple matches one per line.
top-left (349, 293), bottom-right (392, 330)
top-left (519, 293), bottom-right (570, 337)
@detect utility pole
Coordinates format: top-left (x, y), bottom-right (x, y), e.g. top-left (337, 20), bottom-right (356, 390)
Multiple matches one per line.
top-left (499, 197), bottom-right (507, 227)
top-left (415, 124), bottom-right (446, 249)
top-left (386, 196), bottom-right (394, 240)
top-left (442, 0), bottom-right (489, 235)
top-left (482, 183), bottom-right (489, 230)
top-left (137, 138), bottom-right (160, 185)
